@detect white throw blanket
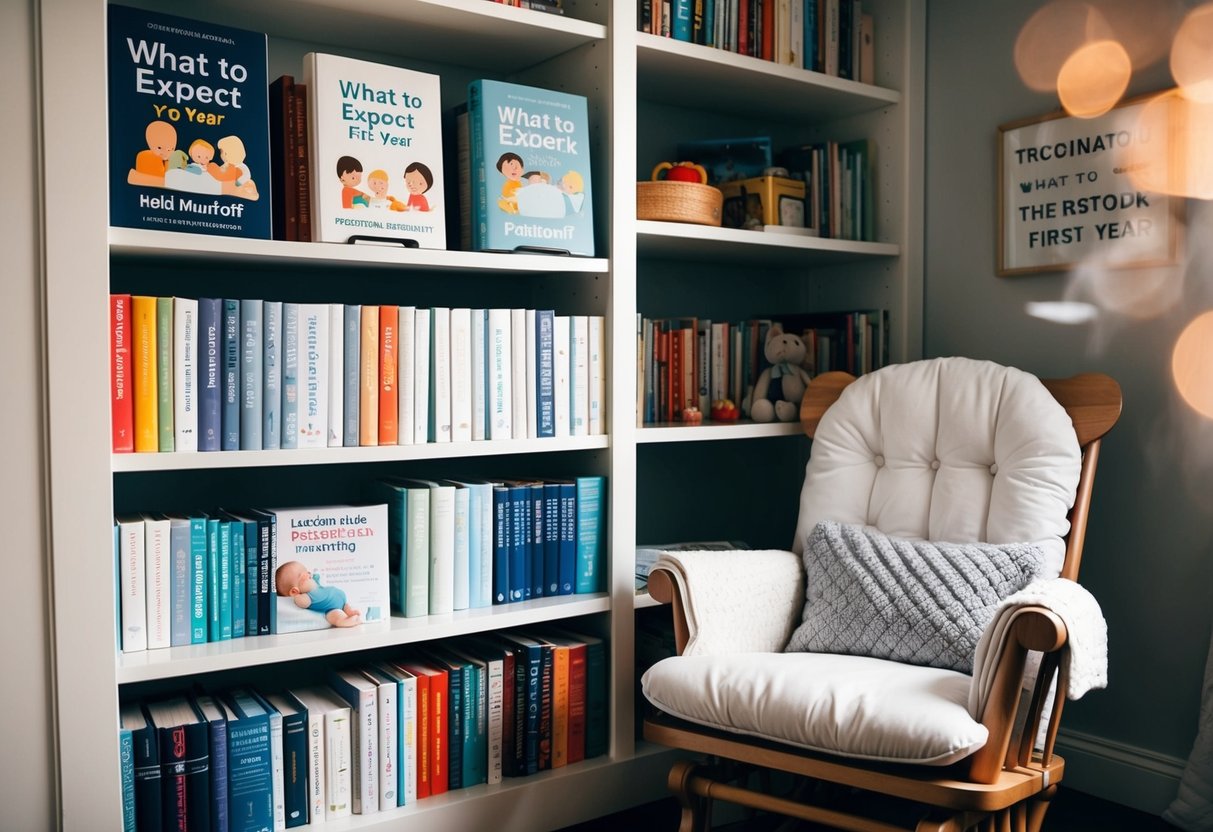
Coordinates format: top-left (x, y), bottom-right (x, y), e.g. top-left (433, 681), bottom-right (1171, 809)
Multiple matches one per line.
top-left (968, 578), bottom-right (1108, 721)
top-left (650, 549), bottom-right (804, 656)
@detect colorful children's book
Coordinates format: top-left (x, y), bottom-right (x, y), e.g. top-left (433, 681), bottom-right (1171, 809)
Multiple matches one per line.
top-left (465, 80), bottom-right (595, 256)
top-left (107, 5), bottom-right (271, 239)
top-left (303, 52), bottom-right (446, 249)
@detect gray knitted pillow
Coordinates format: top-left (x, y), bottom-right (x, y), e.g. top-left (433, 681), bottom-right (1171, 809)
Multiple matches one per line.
top-left (785, 521), bottom-right (1045, 673)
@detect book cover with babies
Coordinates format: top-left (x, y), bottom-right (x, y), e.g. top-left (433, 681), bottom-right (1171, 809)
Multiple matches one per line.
top-left (107, 5), bottom-right (272, 239)
top-left (466, 79), bottom-right (595, 256)
top-left (269, 504), bottom-right (389, 634)
top-left (304, 52), bottom-right (447, 249)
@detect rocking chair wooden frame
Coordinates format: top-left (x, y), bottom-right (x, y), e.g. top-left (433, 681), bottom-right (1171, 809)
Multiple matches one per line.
top-left (643, 371), bottom-right (1122, 832)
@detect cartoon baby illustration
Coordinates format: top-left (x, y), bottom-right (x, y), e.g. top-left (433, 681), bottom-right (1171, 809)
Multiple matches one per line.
top-left (213, 135), bottom-right (259, 199)
top-left (185, 139), bottom-right (214, 175)
top-left (337, 155), bottom-right (370, 208)
top-left (559, 170), bottom-right (586, 214)
top-left (402, 161), bottom-right (434, 211)
top-left (496, 152), bottom-right (524, 214)
top-left (523, 170), bottom-right (551, 185)
top-left (366, 169), bottom-right (405, 210)
top-left (127, 120), bottom-right (178, 187)
top-left (275, 560), bottom-right (362, 628)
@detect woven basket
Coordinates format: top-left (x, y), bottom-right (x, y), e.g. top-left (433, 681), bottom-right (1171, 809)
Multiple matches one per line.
top-left (636, 180), bottom-right (723, 226)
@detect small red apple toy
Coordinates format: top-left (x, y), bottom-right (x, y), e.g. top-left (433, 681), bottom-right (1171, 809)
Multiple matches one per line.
top-left (681, 406), bottom-right (703, 424)
top-left (710, 398), bottom-right (739, 421)
top-left (651, 161), bottom-right (709, 185)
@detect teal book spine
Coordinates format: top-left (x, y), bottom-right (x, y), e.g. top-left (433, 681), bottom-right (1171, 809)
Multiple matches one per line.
top-left (119, 727), bottom-right (136, 832)
top-left (189, 518), bottom-right (207, 644)
top-left (243, 518), bottom-right (259, 637)
top-left (574, 476), bottom-right (605, 593)
top-left (156, 297), bottom-right (175, 451)
top-left (370, 480), bottom-right (408, 615)
top-left (239, 299), bottom-right (263, 450)
top-left (218, 518), bottom-right (233, 640)
top-left (281, 302), bottom-right (299, 449)
top-left (262, 299), bottom-right (282, 450)
top-left (206, 517), bottom-right (221, 641)
top-left (230, 520), bottom-right (246, 638)
top-left (222, 299), bottom-right (241, 450)
top-left (223, 690), bottom-right (274, 832)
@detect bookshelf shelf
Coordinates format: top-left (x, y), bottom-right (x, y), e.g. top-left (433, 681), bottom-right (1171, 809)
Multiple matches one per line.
top-left (109, 228), bottom-right (611, 275)
top-left (637, 420), bottom-right (804, 443)
top-left (111, 435), bottom-right (611, 473)
top-left (636, 31), bottom-right (901, 120)
top-left (636, 220), bottom-right (900, 266)
top-left (117, 594), bottom-right (610, 684)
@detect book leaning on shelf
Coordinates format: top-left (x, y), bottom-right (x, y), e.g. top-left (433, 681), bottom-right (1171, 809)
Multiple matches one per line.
top-left (106, 4), bottom-right (271, 239)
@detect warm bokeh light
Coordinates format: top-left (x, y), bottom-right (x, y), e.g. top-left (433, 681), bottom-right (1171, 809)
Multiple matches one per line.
top-left (1127, 89), bottom-right (1213, 199)
top-left (1171, 3), bottom-right (1213, 102)
top-left (1172, 310), bottom-right (1213, 419)
top-left (1080, 266), bottom-right (1183, 319)
top-left (1095, 0), bottom-right (1181, 71)
top-left (1015, 1), bottom-right (1115, 92)
top-left (1057, 40), bottom-right (1132, 117)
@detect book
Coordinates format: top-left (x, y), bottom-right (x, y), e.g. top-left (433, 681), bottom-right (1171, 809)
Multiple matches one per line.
top-left (192, 694), bottom-right (230, 832)
top-left (289, 686), bottom-right (354, 821)
top-left (222, 689), bottom-right (275, 832)
top-left (198, 297), bottom-right (222, 451)
top-left (573, 476), bottom-right (605, 593)
top-left (262, 300), bottom-right (282, 450)
top-left (470, 309), bottom-right (488, 441)
top-left (419, 649), bottom-right (470, 790)
top-left (461, 636), bottom-right (510, 785)
top-left (525, 309), bottom-right (538, 438)
top-left (394, 661), bottom-right (441, 799)
top-left (379, 304), bottom-right (399, 444)
top-left (588, 315), bottom-right (605, 435)
top-left (221, 299), bottom-right (241, 450)
top-left (269, 75), bottom-right (297, 241)
top-left (445, 645), bottom-right (489, 788)
top-left (343, 304), bottom-right (361, 447)
top-left (487, 307), bottom-right (512, 439)
top-left (390, 479), bottom-right (454, 614)
top-left (553, 315), bottom-right (570, 437)
top-left (145, 696), bottom-right (211, 832)
top-left (450, 307), bottom-right (473, 443)
top-left (429, 307), bottom-right (452, 443)
top-left (570, 315), bottom-right (589, 436)
top-left (239, 299), bottom-right (263, 450)
top-left (446, 479), bottom-right (493, 610)
top-left (297, 304), bottom-right (329, 448)
top-left (281, 302), bottom-right (299, 450)
top-left (491, 484), bottom-right (511, 604)
top-left (168, 516), bottom-right (191, 647)
top-left (543, 483), bottom-right (561, 596)
top-left (118, 718), bottom-right (135, 832)
top-left (110, 295), bottom-right (134, 453)
top-left (269, 504), bottom-right (389, 633)
top-left (142, 513), bottom-right (171, 650)
top-left (327, 669), bottom-right (379, 815)
top-left (370, 661), bottom-right (418, 806)
top-left (397, 305), bottom-right (416, 445)
top-left (466, 79), bottom-right (595, 256)
top-left (254, 692), bottom-right (285, 832)
top-left (370, 479), bottom-right (430, 618)
top-left (132, 296), bottom-right (158, 453)
top-left (495, 632), bottom-right (545, 775)
top-left (264, 693), bottom-right (310, 828)
top-left (359, 304), bottom-right (379, 446)
top-left (186, 516), bottom-right (208, 644)
top-left (412, 307), bottom-right (431, 444)
top-left (510, 308), bottom-right (527, 439)
top-left (173, 297), bottom-right (198, 451)
top-left (107, 4), bottom-right (271, 239)
top-left (536, 309), bottom-right (555, 437)
top-left (120, 702), bottom-right (160, 832)
top-left (303, 52), bottom-right (446, 248)
top-left (443, 481), bottom-right (472, 611)
top-left (358, 668), bottom-right (397, 811)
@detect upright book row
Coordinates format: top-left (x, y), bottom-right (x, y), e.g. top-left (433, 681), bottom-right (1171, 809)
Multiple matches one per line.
top-left (109, 294), bottom-right (607, 454)
top-left (641, 0), bottom-right (875, 84)
top-left (114, 476), bottom-right (605, 654)
top-left (108, 5), bottom-right (596, 255)
top-left (120, 626), bottom-right (606, 831)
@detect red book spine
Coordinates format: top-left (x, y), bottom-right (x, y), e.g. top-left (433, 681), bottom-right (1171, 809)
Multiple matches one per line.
top-left (762, 0), bottom-right (774, 60)
top-left (111, 294), bottom-right (134, 452)
top-left (738, 0), bottom-right (750, 56)
top-left (501, 651), bottom-right (515, 776)
top-left (430, 668), bottom-right (449, 795)
top-left (565, 645), bottom-right (587, 764)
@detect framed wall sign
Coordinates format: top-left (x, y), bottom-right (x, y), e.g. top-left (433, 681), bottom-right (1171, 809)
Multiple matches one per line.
top-left (998, 93), bottom-right (1182, 276)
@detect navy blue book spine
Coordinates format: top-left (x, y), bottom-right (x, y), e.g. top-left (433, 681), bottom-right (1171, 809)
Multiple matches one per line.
top-left (492, 486), bottom-right (511, 604)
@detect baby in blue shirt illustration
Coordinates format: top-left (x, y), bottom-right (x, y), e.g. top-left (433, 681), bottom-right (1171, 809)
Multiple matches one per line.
top-left (275, 561), bottom-right (362, 627)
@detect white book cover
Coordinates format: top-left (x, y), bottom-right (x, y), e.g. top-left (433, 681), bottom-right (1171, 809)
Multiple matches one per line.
top-left (413, 308), bottom-right (430, 444)
top-left (329, 669), bottom-right (379, 815)
top-left (789, 0), bottom-right (804, 68)
top-left (399, 669), bottom-right (418, 803)
top-left (173, 297), bottom-right (198, 451)
top-left (303, 52), bottom-right (446, 249)
top-left (470, 309), bottom-right (487, 441)
top-left (430, 307), bottom-right (451, 443)
top-left (553, 315), bottom-right (571, 437)
top-left (484, 650), bottom-right (504, 784)
top-left (116, 515), bottom-right (147, 652)
top-left (426, 481), bottom-right (455, 613)
top-left (328, 304), bottom-right (344, 447)
top-left (269, 504), bottom-right (389, 633)
top-left (142, 513), bottom-right (171, 650)
top-left (525, 309), bottom-right (538, 438)
top-left (362, 669), bottom-right (397, 811)
top-left (510, 308), bottom-right (528, 439)
top-left (487, 308), bottom-right (512, 440)
top-left (404, 484), bottom-right (430, 617)
top-left (711, 322), bottom-right (729, 404)
top-left (397, 306), bottom-right (416, 445)
top-left (588, 315), bottom-right (605, 435)
top-left (289, 686), bottom-right (351, 820)
top-left (266, 701), bottom-right (286, 831)
top-left (298, 304), bottom-right (330, 448)
top-left (570, 315), bottom-right (589, 436)
top-left (298, 692), bottom-right (327, 822)
top-left (449, 307), bottom-right (473, 443)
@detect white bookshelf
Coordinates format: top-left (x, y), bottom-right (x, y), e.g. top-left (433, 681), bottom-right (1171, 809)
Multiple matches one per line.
top-left (41, 1), bottom-right (922, 829)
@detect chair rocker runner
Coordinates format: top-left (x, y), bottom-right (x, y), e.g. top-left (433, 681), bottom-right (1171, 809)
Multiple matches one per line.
top-left (642, 358), bottom-right (1122, 832)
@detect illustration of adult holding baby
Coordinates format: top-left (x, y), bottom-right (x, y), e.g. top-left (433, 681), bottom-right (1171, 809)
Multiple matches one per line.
top-left (127, 120), bottom-right (259, 199)
top-left (275, 560), bottom-right (362, 627)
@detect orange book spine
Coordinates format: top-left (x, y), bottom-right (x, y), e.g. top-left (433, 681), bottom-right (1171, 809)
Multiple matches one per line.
top-left (551, 644), bottom-right (570, 768)
top-left (378, 304), bottom-right (398, 444)
top-left (429, 668), bottom-right (449, 795)
top-left (565, 644), bottom-right (587, 764)
top-left (359, 305), bottom-right (379, 445)
top-left (132, 295), bottom-right (158, 452)
top-left (111, 294), bottom-right (134, 453)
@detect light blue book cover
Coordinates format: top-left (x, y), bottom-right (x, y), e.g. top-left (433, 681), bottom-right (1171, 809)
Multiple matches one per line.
top-left (189, 517), bottom-right (208, 644)
top-left (118, 726), bottom-right (135, 832)
top-left (169, 517), bottom-right (191, 646)
top-left (222, 299), bottom-right (241, 450)
top-left (460, 483), bottom-right (482, 609)
top-left (206, 517), bottom-right (221, 640)
top-left (451, 483), bottom-right (470, 611)
top-left (343, 304), bottom-right (361, 447)
top-left (218, 517), bottom-right (233, 640)
top-left (281, 302), bottom-right (299, 450)
top-left (262, 300), bottom-right (282, 450)
top-left (468, 79), bottom-right (594, 256)
top-left (574, 476), bottom-right (605, 593)
top-left (240, 299), bottom-right (263, 450)
top-left (536, 309), bottom-right (555, 437)
top-left (222, 689), bottom-right (274, 832)
top-left (230, 519), bottom-right (247, 639)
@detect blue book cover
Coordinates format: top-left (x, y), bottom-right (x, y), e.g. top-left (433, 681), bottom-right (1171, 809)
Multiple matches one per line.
top-left (368, 479), bottom-right (410, 615)
top-left (119, 702), bottom-right (160, 832)
top-left (671, 0), bottom-right (693, 41)
top-left (218, 517), bottom-right (233, 640)
top-left (558, 482), bottom-right (576, 595)
top-left (467, 79), bottom-right (595, 256)
top-left (206, 517), bottom-right (221, 640)
top-left (246, 509), bottom-right (275, 635)
top-left (444, 482), bottom-right (471, 612)
top-left (462, 483), bottom-right (482, 609)
top-left (118, 725), bottom-right (136, 832)
top-left (703, 0), bottom-right (716, 47)
top-left (492, 485), bottom-right (510, 604)
top-left (222, 689), bottom-right (274, 832)
top-left (574, 476), bottom-right (605, 593)
top-left (530, 483), bottom-right (545, 599)
top-left (343, 304), bottom-right (361, 446)
top-left (498, 634), bottom-right (543, 775)
top-left (262, 300), bottom-right (281, 450)
top-left (536, 309), bottom-right (555, 437)
top-left (193, 694), bottom-right (229, 832)
top-left (239, 299), bottom-right (263, 450)
top-left (221, 299), bottom-right (240, 450)
top-left (169, 517), bottom-right (191, 646)
top-left (198, 298), bottom-right (222, 451)
top-left (508, 485), bottom-right (529, 602)
top-left (542, 483), bottom-right (560, 596)
top-left (265, 693), bottom-right (309, 828)
top-left (806, 0), bottom-right (818, 71)
top-left (106, 5), bottom-right (271, 239)
top-left (280, 302), bottom-right (299, 449)
top-left (241, 517), bottom-right (259, 637)
top-left (230, 519), bottom-right (246, 638)
top-left (188, 517), bottom-right (207, 644)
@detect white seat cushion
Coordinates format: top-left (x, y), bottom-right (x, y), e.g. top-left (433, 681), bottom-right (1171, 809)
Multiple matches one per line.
top-left (643, 652), bottom-right (987, 766)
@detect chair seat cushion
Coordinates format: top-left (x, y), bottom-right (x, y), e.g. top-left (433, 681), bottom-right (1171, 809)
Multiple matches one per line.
top-left (642, 652), bottom-right (987, 766)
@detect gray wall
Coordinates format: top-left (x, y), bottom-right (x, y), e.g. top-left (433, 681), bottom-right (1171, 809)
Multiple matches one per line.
top-left (926, 0), bottom-right (1213, 804)
top-left (0, 0), bottom-right (57, 827)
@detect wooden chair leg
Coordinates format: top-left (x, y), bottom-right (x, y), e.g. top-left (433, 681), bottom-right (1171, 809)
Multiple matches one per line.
top-left (669, 760), bottom-right (711, 832)
top-left (1026, 785), bottom-right (1058, 832)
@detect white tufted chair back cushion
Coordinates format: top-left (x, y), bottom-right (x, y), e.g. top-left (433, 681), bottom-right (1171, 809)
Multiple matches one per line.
top-left (793, 357), bottom-right (1082, 578)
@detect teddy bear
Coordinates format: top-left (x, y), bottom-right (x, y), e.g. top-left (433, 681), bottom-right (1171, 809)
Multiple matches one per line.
top-left (745, 323), bottom-right (812, 422)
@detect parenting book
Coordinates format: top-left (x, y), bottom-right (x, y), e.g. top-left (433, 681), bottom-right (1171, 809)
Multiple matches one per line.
top-left (304, 53), bottom-right (447, 249)
top-left (269, 504), bottom-right (389, 634)
top-left (107, 5), bottom-right (271, 239)
top-left (465, 80), bottom-right (595, 256)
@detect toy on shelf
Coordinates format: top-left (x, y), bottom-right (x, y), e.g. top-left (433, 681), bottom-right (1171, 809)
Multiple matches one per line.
top-left (636, 160), bottom-right (723, 226)
top-left (743, 324), bottom-right (812, 423)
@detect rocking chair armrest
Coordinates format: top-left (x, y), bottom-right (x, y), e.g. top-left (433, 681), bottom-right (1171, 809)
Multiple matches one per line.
top-left (647, 549), bottom-right (805, 656)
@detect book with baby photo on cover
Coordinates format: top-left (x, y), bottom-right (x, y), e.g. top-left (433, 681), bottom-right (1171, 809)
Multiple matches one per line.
top-left (304, 52), bottom-right (447, 249)
top-left (107, 4), bottom-right (271, 239)
top-left (268, 504), bottom-right (389, 635)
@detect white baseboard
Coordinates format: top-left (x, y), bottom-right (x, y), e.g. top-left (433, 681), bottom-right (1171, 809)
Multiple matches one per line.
top-left (1055, 728), bottom-right (1186, 815)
